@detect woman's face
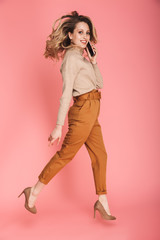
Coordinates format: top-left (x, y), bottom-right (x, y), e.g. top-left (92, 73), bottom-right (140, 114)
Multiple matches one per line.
top-left (68, 21), bottom-right (91, 49)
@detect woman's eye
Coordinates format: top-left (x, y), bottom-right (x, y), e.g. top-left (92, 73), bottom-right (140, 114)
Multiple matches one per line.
top-left (78, 31), bottom-right (90, 35)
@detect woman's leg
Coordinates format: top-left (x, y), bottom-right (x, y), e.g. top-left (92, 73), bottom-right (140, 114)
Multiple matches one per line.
top-left (84, 118), bottom-right (112, 215)
top-left (28, 122), bottom-right (89, 208)
top-left (28, 180), bottom-right (45, 208)
top-left (26, 90), bottom-right (102, 210)
top-left (28, 99), bottom-right (97, 208)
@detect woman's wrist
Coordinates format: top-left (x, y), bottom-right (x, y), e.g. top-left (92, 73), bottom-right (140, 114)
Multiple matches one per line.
top-left (56, 124), bottom-right (63, 129)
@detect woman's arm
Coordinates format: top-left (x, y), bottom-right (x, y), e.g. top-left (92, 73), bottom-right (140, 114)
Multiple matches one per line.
top-left (48, 53), bottom-right (79, 146)
top-left (56, 53), bottom-right (79, 126)
top-left (91, 62), bottom-right (103, 89)
top-left (86, 44), bottom-right (103, 89)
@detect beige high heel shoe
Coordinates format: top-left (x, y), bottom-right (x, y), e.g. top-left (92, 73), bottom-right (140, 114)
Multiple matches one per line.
top-left (94, 200), bottom-right (116, 220)
top-left (18, 187), bottom-right (37, 214)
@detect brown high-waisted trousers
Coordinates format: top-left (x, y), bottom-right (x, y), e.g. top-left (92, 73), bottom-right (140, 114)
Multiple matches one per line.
top-left (38, 89), bottom-right (107, 195)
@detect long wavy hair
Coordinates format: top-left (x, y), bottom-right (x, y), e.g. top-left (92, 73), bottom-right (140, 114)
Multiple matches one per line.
top-left (43, 11), bottom-right (98, 61)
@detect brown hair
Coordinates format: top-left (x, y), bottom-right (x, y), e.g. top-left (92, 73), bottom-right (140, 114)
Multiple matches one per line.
top-left (43, 10), bottom-right (98, 61)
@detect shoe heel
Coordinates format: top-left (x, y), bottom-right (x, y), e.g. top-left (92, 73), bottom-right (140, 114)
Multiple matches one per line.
top-left (18, 191), bottom-right (24, 198)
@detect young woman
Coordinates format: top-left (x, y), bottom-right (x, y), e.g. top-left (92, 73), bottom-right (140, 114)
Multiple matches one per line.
top-left (18, 11), bottom-right (116, 221)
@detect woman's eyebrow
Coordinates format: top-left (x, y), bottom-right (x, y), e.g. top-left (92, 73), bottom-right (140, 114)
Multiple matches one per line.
top-left (78, 28), bottom-right (90, 32)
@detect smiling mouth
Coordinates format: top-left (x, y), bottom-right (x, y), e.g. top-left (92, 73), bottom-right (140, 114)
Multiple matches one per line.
top-left (80, 40), bottom-right (87, 44)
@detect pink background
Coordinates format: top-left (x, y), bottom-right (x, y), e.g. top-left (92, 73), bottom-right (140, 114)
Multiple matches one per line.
top-left (0, 0), bottom-right (159, 239)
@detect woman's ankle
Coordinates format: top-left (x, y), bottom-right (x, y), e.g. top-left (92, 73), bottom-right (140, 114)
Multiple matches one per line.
top-left (28, 187), bottom-right (38, 208)
top-left (98, 194), bottom-right (111, 215)
top-left (31, 186), bottom-right (39, 196)
top-left (32, 181), bottom-right (45, 196)
top-left (98, 194), bottom-right (107, 202)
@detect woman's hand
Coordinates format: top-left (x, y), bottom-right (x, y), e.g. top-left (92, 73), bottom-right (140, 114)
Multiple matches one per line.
top-left (48, 124), bottom-right (62, 146)
top-left (85, 41), bottom-right (97, 64)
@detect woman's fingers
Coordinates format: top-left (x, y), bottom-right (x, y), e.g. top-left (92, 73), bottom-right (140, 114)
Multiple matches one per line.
top-left (48, 127), bottom-right (62, 147)
top-left (48, 135), bottom-right (55, 146)
top-left (92, 45), bottom-right (97, 56)
top-left (48, 135), bottom-right (61, 147)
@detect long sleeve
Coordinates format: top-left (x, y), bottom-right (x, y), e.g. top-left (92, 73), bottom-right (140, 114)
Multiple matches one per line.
top-left (56, 54), bottom-right (80, 126)
top-left (91, 63), bottom-right (103, 89)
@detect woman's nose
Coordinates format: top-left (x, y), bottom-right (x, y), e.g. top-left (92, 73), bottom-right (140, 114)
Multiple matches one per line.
top-left (82, 33), bottom-right (87, 38)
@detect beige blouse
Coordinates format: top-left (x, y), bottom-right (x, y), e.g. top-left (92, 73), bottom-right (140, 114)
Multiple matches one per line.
top-left (56, 46), bottom-right (103, 126)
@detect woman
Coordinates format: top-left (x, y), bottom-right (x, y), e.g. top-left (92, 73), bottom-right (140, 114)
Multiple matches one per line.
top-left (18, 11), bottom-right (116, 221)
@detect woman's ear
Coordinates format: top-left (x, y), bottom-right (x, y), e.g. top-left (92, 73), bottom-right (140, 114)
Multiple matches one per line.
top-left (68, 32), bottom-right (72, 40)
